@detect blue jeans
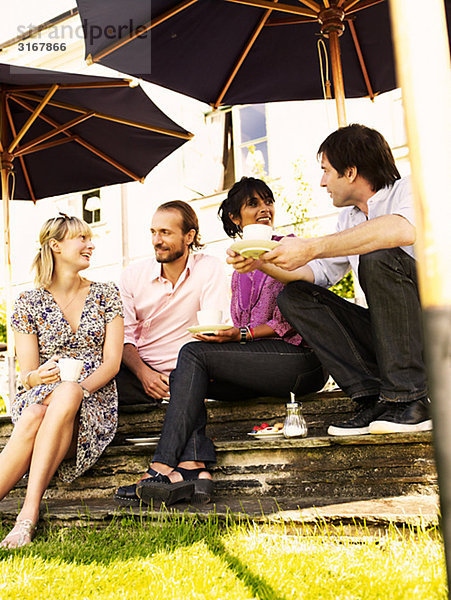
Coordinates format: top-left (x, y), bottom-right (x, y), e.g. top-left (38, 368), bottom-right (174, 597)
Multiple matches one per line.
top-left (277, 248), bottom-right (428, 403)
top-left (152, 339), bottom-right (326, 466)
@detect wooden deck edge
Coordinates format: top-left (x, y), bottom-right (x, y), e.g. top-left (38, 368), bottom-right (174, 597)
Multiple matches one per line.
top-left (0, 493), bottom-right (439, 531)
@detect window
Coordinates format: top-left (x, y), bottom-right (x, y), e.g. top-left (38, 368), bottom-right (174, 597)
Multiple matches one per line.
top-left (233, 104), bottom-right (268, 178)
top-left (205, 103), bottom-right (268, 192)
top-left (82, 190), bottom-right (101, 224)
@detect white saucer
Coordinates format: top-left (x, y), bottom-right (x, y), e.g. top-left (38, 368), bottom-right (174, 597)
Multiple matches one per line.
top-left (125, 437), bottom-right (160, 444)
top-left (248, 431), bottom-right (284, 439)
top-left (248, 428), bottom-right (284, 439)
top-left (187, 324), bottom-right (232, 335)
top-left (230, 239), bottom-right (279, 259)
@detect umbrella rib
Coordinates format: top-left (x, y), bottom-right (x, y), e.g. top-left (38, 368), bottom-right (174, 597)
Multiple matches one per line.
top-left (266, 15), bottom-right (318, 24)
top-left (10, 95), bottom-right (144, 183)
top-left (8, 84), bottom-right (59, 153)
top-left (15, 136), bottom-right (77, 157)
top-left (73, 137), bottom-right (144, 183)
top-left (12, 112), bottom-right (96, 157)
top-left (10, 81), bottom-right (133, 92)
top-left (88, 0), bottom-right (198, 64)
top-left (345, 0), bottom-right (385, 15)
top-left (224, 0), bottom-right (317, 18)
top-left (295, 0), bottom-right (321, 12)
top-left (12, 91), bottom-right (193, 140)
top-left (347, 19), bottom-right (374, 100)
top-left (342, 0), bottom-right (361, 9)
top-left (214, 8), bottom-right (274, 108)
top-left (4, 97), bottom-right (36, 202)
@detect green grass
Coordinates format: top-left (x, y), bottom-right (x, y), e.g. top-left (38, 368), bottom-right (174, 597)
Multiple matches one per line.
top-left (0, 512), bottom-right (446, 599)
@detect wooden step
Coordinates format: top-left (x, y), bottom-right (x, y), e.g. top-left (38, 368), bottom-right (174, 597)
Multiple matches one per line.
top-left (0, 494), bottom-right (440, 534)
top-left (0, 390), bottom-right (354, 445)
top-left (0, 391), bottom-right (437, 503)
top-left (6, 432), bottom-right (437, 503)
top-left (114, 390), bottom-right (356, 442)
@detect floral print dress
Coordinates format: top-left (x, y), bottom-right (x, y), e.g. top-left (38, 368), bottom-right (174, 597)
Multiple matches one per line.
top-left (11, 281), bottom-right (123, 483)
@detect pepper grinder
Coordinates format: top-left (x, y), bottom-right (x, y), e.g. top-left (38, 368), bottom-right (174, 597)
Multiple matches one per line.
top-left (283, 392), bottom-right (308, 438)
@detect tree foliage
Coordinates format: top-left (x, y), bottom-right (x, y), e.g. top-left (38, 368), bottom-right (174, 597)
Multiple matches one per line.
top-left (329, 271), bottom-right (355, 299)
top-left (0, 301), bottom-right (6, 343)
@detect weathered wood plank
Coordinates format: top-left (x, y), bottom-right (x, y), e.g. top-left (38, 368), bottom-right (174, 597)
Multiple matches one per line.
top-left (0, 391), bottom-right (437, 504)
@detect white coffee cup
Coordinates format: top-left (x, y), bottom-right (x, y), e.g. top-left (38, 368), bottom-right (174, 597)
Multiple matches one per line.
top-left (242, 224), bottom-right (273, 241)
top-left (197, 309), bottom-right (223, 326)
top-left (58, 358), bottom-right (84, 382)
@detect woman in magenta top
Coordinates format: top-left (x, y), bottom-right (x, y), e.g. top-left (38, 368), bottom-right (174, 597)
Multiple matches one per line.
top-left (115, 177), bottom-right (326, 507)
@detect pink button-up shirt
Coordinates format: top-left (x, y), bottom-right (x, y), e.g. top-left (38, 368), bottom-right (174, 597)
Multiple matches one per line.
top-left (119, 253), bottom-right (230, 375)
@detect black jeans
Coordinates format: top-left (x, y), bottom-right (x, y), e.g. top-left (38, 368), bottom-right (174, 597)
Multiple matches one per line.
top-left (277, 248), bottom-right (428, 403)
top-left (116, 361), bottom-right (164, 406)
top-left (152, 339), bottom-right (326, 467)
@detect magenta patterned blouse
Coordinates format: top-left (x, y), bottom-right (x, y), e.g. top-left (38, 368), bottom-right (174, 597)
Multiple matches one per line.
top-left (230, 236), bottom-right (303, 346)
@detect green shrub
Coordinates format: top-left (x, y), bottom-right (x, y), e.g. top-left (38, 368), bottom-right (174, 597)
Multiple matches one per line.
top-left (329, 271), bottom-right (355, 299)
top-left (0, 300), bottom-right (6, 343)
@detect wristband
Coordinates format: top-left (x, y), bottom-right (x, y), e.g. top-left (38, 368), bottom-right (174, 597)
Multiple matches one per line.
top-left (239, 327), bottom-right (248, 344)
top-left (248, 327), bottom-right (255, 341)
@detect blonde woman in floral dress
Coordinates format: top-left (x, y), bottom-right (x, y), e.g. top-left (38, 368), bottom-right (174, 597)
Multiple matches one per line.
top-left (0, 214), bottom-right (123, 548)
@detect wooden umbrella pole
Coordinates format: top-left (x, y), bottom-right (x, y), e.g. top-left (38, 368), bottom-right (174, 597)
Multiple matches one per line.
top-left (0, 89), bottom-right (15, 411)
top-left (389, 0), bottom-right (451, 583)
top-left (319, 7), bottom-right (347, 126)
top-left (328, 31), bottom-right (347, 126)
top-left (1, 158), bottom-right (15, 412)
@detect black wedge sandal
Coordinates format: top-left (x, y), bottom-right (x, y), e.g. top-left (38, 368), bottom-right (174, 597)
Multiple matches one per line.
top-left (173, 467), bottom-right (214, 504)
top-left (114, 468), bottom-right (165, 506)
top-left (136, 469), bottom-right (195, 506)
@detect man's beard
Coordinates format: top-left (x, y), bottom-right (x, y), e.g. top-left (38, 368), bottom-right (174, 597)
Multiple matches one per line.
top-left (154, 246), bottom-right (185, 263)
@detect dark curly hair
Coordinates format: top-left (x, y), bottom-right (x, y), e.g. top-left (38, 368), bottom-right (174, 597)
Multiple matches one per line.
top-left (218, 177), bottom-right (275, 239)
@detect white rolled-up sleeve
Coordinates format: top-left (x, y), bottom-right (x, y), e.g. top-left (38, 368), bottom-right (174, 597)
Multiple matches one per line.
top-left (309, 256), bottom-right (352, 288)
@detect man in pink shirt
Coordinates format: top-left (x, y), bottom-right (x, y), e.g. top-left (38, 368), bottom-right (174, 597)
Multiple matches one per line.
top-left (116, 200), bottom-right (229, 405)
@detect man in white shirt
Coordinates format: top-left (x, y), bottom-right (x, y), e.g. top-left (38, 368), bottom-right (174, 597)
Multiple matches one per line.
top-left (116, 200), bottom-right (229, 405)
top-left (229, 124), bottom-right (430, 436)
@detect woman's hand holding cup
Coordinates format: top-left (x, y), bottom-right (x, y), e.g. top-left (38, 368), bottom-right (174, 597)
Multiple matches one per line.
top-left (35, 355), bottom-right (61, 385)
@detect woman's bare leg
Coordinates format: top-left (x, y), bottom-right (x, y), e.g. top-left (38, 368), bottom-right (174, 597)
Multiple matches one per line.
top-left (18, 382), bottom-right (82, 523)
top-left (1, 383), bottom-right (82, 548)
top-left (0, 404), bottom-right (47, 500)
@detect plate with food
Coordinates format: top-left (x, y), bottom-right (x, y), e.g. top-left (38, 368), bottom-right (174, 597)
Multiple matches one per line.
top-left (248, 422), bottom-right (284, 438)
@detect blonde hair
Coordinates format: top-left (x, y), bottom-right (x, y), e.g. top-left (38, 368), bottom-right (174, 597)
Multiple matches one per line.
top-left (32, 214), bottom-right (92, 288)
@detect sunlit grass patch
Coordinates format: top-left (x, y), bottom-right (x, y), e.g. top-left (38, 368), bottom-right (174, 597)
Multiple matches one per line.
top-left (0, 513), bottom-right (446, 599)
